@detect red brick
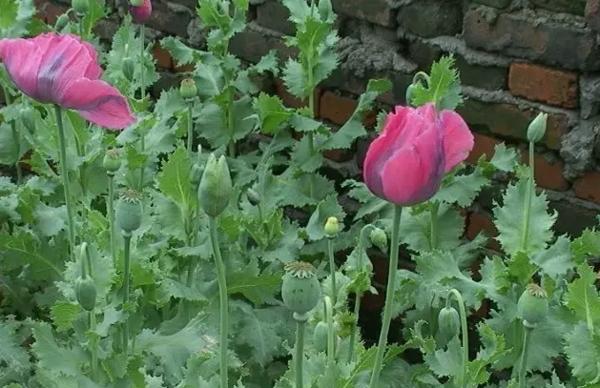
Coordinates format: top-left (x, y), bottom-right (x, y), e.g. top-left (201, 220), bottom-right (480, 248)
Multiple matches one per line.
top-left (586, 0), bottom-right (600, 32)
top-left (43, 2), bottom-right (69, 26)
top-left (152, 43), bottom-right (173, 69)
top-left (466, 132), bottom-right (501, 164)
top-left (274, 79), bottom-right (321, 116)
top-left (320, 92), bottom-right (358, 125)
top-left (466, 211), bottom-right (500, 251)
top-left (521, 152), bottom-right (569, 191)
top-left (574, 171), bottom-right (600, 204)
top-left (174, 62), bottom-right (195, 73)
top-left (509, 63), bottom-right (578, 109)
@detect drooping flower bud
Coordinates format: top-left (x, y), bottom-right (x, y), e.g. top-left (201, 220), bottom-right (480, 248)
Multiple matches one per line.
top-left (122, 57), bottom-right (135, 82)
top-left (438, 306), bottom-right (460, 338)
top-left (199, 154), bottom-right (232, 218)
top-left (246, 188), bottom-right (261, 206)
top-left (54, 13), bottom-right (70, 32)
top-left (369, 227), bottom-right (387, 251)
top-left (313, 321), bottom-right (328, 352)
top-left (20, 106), bottom-right (36, 134)
top-left (72, 0), bottom-right (90, 16)
top-left (527, 113), bottom-right (547, 143)
top-left (281, 262), bottom-right (321, 315)
top-left (180, 78), bottom-right (198, 100)
top-left (75, 277), bottom-right (97, 311)
top-left (103, 148), bottom-right (122, 173)
top-left (324, 216), bottom-right (340, 238)
top-left (517, 283), bottom-right (548, 325)
top-left (115, 190), bottom-right (143, 233)
top-left (405, 84), bottom-right (416, 107)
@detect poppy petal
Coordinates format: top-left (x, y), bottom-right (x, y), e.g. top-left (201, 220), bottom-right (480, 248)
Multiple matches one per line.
top-left (440, 110), bottom-right (474, 172)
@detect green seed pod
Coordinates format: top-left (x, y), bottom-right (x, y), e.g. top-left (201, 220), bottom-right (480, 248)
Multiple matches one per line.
top-left (115, 190), bottom-right (143, 233)
top-left (517, 283), bottom-right (548, 325)
top-left (75, 277), bottom-right (97, 311)
top-left (369, 227), bottom-right (387, 251)
top-left (103, 148), bottom-right (122, 173)
top-left (313, 321), bottom-right (328, 352)
top-left (405, 84), bottom-right (416, 107)
top-left (180, 78), bottom-right (198, 100)
top-left (189, 164), bottom-right (203, 187)
top-left (72, 0), bottom-right (90, 15)
top-left (20, 106), bottom-right (36, 134)
top-left (122, 57), bottom-right (135, 82)
top-left (54, 13), bottom-right (70, 32)
top-left (199, 154), bottom-right (232, 218)
top-left (527, 112), bottom-right (547, 143)
top-left (246, 188), bottom-right (261, 206)
top-left (281, 262), bottom-right (321, 315)
top-left (438, 307), bottom-right (460, 338)
top-left (324, 216), bottom-right (340, 238)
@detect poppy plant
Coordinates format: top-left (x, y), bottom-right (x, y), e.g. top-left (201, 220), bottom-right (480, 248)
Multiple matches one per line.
top-left (130, 0), bottom-right (152, 24)
top-left (0, 33), bottom-right (135, 129)
top-left (363, 103), bottom-right (474, 206)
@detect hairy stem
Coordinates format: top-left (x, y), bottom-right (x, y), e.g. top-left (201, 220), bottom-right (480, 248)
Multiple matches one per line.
top-left (55, 105), bottom-right (76, 257)
top-left (520, 141), bottom-right (535, 251)
top-left (325, 296), bottom-right (335, 365)
top-left (89, 312), bottom-right (98, 378)
top-left (138, 24), bottom-right (146, 191)
top-left (327, 238), bottom-right (337, 305)
top-left (122, 231), bottom-right (132, 354)
top-left (447, 289), bottom-right (469, 388)
top-left (187, 101), bottom-right (194, 158)
top-left (518, 323), bottom-right (534, 388)
top-left (369, 205), bottom-right (403, 388)
top-left (294, 313), bottom-right (308, 388)
top-left (107, 173), bottom-right (117, 266)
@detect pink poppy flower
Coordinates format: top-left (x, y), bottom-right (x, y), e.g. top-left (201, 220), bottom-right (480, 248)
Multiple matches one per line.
top-left (363, 103), bottom-right (474, 206)
top-left (130, 0), bottom-right (152, 24)
top-left (0, 33), bottom-right (135, 130)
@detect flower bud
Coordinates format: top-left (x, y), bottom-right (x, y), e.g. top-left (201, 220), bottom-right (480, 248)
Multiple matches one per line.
top-left (527, 113), bottom-right (547, 143)
top-left (130, 0), bottom-right (143, 6)
top-left (324, 216), bottom-right (340, 238)
top-left (180, 78), bottom-right (198, 100)
top-left (103, 148), bottom-right (122, 173)
top-left (72, 0), bottom-right (90, 16)
top-left (318, 0), bottom-right (333, 21)
top-left (517, 283), bottom-right (548, 325)
top-left (438, 307), bottom-right (460, 338)
top-left (199, 154), bottom-right (232, 218)
top-left (122, 57), bottom-right (135, 82)
top-left (116, 190), bottom-right (143, 233)
top-left (75, 277), bottom-right (97, 311)
top-left (54, 13), bottom-right (70, 32)
top-left (246, 188), bottom-right (261, 206)
top-left (281, 262), bottom-right (321, 315)
top-left (189, 164), bottom-right (203, 187)
top-left (313, 321), bottom-right (328, 352)
top-left (20, 106), bottom-right (36, 134)
top-left (369, 227), bottom-right (387, 251)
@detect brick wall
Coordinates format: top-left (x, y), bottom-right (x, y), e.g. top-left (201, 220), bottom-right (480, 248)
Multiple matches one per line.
top-left (32, 0), bottom-right (600, 238)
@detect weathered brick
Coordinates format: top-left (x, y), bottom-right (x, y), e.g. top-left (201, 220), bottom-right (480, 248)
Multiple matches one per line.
top-left (587, 0), bottom-right (600, 32)
top-left (147, 1), bottom-right (191, 37)
top-left (256, 1), bottom-right (295, 35)
top-left (397, 0), bottom-right (462, 38)
top-left (456, 55), bottom-right (507, 91)
top-left (467, 132), bottom-right (502, 164)
top-left (464, 8), bottom-right (600, 71)
top-left (466, 211), bottom-right (500, 251)
top-left (274, 79), bottom-right (321, 116)
top-left (408, 39), bottom-right (443, 70)
top-left (331, 0), bottom-right (394, 27)
top-left (574, 171), bottom-right (600, 204)
top-left (320, 92), bottom-right (358, 125)
top-left (521, 153), bottom-right (569, 191)
top-left (580, 75), bottom-right (600, 119)
top-left (43, 1), bottom-right (69, 25)
top-left (471, 0), bottom-right (512, 8)
top-left (509, 63), bottom-right (578, 109)
top-left (152, 42), bottom-right (173, 69)
top-left (230, 26), bottom-right (271, 63)
top-left (531, 0), bottom-right (586, 16)
top-left (551, 198), bottom-right (598, 237)
top-left (170, 0), bottom-right (197, 8)
top-left (151, 72), bottom-right (180, 99)
top-left (457, 100), bottom-right (569, 150)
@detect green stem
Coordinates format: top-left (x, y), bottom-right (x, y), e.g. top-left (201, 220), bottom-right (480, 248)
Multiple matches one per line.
top-left (227, 91), bottom-right (235, 158)
top-left (78, 16), bottom-right (85, 40)
top-left (10, 121), bottom-right (22, 185)
top-left (327, 238), bottom-right (337, 305)
top-left (518, 323), bottom-right (534, 388)
top-left (430, 202), bottom-right (440, 250)
top-left (89, 311), bottom-right (98, 378)
top-left (74, 132), bottom-right (87, 197)
top-left (307, 57), bottom-right (316, 200)
top-left (447, 289), bottom-right (469, 388)
top-left (294, 313), bottom-right (308, 388)
top-left (520, 141), bottom-right (535, 251)
top-left (107, 173), bottom-right (117, 267)
top-left (412, 71), bottom-right (431, 89)
top-left (209, 217), bottom-right (228, 388)
top-left (54, 105), bottom-right (76, 257)
top-left (324, 296), bottom-right (335, 365)
top-left (138, 24), bottom-right (146, 191)
top-left (369, 205), bottom-right (403, 388)
top-left (122, 231), bottom-right (132, 354)
top-left (187, 101), bottom-right (194, 158)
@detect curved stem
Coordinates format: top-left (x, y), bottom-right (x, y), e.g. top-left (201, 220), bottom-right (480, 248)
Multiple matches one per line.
top-left (369, 205), bottom-right (403, 388)
top-left (187, 101), bottom-right (194, 158)
top-left (430, 202), bottom-right (440, 250)
top-left (520, 141), bottom-right (535, 251)
top-left (412, 71), bottom-right (431, 88)
top-left (107, 173), bottom-right (117, 267)
top-left (294, 313), bottom-right (308, 388)
top-left (327, 238), bottom-right (337, 305)
top-left (209, 216), bottom-right (228, 388)
top-left (54, 105), bottom-right (76, 257)
top-left (324, 296), bottom-right (335, 365)
top-left (122, 231), bottom-right (132, 354)
top-left (447, 289), bottom-right (469, 388)
top-left (518, 323), bottom-right (534, 388)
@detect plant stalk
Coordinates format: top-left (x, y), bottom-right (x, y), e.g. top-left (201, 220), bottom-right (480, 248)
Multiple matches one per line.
top-left (187, 101), bottom-right (194, 158)
top-left (138, 24), bottom-right (146, 191)
top-left (518, 323), bottom-right (534, 388)
top-left (89, 312), bottom-right (98, 378)
top-left (122, 231), bottom-right (132, 354)
top-left (447, 289), bottom-right (469, 388)
top-left (520, 141), bottom-right (535, 251)
top-left (306, 56), bottom-right (316, 200)
top-left (327, 238), bottom-right (337, 305)
top-left (369, 205), bottom-right (403, 388)
top-left (209, 216), bottom-right (229, 388)
top-left (107, 173), bottom-right (117, 266)
top-left (324, 296), bottom-right (335, 365)
top-left (54, 105), bottom-right (76, 257)
top-left (294, 313), bottom-right (308, 388)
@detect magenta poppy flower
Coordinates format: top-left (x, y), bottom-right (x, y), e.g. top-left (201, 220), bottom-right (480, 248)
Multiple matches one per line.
top-left (363, 103), bottom-right (474, 206)
top-left (130, 0), bottom-right (152, 24)
top-left (0, 33), bottom-right (135, 130)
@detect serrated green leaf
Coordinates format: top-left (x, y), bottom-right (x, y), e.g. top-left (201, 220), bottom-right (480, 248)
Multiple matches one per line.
top-left (51, 302), bottom-right (80, 332)
top-left (31, 323), bottom-right (84, 376)
top-left (0, 0), bottom-right (18, 30)
top-left (194, 62), bottom-right (225, 99)
top-left (564, 323), bottom-right (600, 383)
top-left (157, 147), bottom-right (196, 210)
top-left (489, 143), bottom-right (519, 172)
top-left (531, 235), bottom-right (575, 280)
top-left (571, 229), bottom-right (600, 264)
top-left (227, 262), bottom-right (282, 305)
top-left (400, 204), bottom-right (465, 253)
top-left (424, 336), bottom-right (462, 378)
top-left (254, 93), bottom-right (293, 134)
top-left (432, 168), bottom-right (489, 207)
top-left (305, 195), bottom-right (345, 241)
top-left (282, 0), bottom-right (311, 23)
top-left (566, 264), bottom-right (600, 325)
top-left (282, 59), bottom-right (306, 98)
top-left (411, 55), bottom-right (462, 110)
top-left (161, 37), bottom-right (200, 66)
top-left (0, 320), bottom-right (30, 373)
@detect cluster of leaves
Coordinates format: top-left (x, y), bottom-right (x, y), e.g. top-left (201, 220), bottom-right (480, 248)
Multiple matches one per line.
top-left (0, 0), bottom-right (599, 388)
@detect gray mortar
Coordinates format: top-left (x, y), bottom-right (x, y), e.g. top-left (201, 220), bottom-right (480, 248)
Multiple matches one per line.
top-left (425, 36), bottom-right (513, 67)
top-left (187, 17), bottom-right (207, 47)
top-left (560, 118), bottom-right (599, 179)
